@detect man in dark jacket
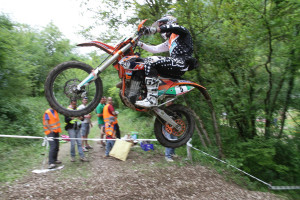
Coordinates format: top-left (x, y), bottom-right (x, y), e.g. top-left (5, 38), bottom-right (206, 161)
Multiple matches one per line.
top-left (65, 100), bottom-right (88, 162)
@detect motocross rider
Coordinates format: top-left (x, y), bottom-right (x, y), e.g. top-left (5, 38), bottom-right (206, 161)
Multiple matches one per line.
top-left (135, 15), bottom-right (194, 108)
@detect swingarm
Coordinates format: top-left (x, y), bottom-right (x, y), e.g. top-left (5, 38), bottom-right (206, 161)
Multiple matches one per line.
top-left (152, 107), bottom-right (182, 131)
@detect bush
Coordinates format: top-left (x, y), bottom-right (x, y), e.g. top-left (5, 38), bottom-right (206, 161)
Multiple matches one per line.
top-left (0, 97), bottom-right (48, 146)
top-left (273, 136), bottom-right (300, 185)
top-left (117, 108), bottom-right (155, 139)
top-left (224, 136), bottom-right (300, 186)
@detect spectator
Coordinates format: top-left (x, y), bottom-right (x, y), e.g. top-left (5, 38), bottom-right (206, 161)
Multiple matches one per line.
top-left (163, 127), bottom-right (177, 162)
top-left (43, 108), bottom-right (62, 169)
top-left (104, 116), bottom-right (116, 157)
top-left (78, 97), bottom-right (93, 152)
top-left (65, 100), bottom-right (88, 162)
top-left (96, 96), bottom-right (107, 147)
top-left (103, 97), bottom-right (121, 139)
top-left (163, 101), bottom-right (177, 162)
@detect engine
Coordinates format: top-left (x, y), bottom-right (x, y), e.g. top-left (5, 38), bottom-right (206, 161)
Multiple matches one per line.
top-left (119, 55), bottom-right (146, 108)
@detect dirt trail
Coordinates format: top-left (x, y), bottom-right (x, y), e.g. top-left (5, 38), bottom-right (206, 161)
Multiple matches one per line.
top-left (0, 140), bottom-right (282, 200)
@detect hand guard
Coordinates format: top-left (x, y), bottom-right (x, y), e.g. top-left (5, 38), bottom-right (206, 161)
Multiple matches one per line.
top-left (141, 26), bottom-right (157, 35)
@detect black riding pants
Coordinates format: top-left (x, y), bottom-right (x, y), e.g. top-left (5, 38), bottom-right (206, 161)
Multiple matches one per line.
top-left (144, 56), bottom-right (187, 77)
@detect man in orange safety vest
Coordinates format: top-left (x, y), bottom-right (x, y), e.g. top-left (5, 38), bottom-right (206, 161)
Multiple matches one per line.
top-left (103, 97), bottom-right (121, 139)
top-left (43, 108), bottom-right (62, 169)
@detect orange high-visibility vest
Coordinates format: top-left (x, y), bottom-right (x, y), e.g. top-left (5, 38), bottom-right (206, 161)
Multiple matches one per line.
top-left (103, 104), bottom-right (118, 124)
top-left (43, 109), bottom-right (62, 135)
top-left (105, 122), bottom-right (115, 138)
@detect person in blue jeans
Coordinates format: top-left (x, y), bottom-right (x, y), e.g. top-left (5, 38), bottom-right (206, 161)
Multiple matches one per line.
top-left (65, 100), bottom-right (88, 162)
top-left (78, 97), bottom-right (93, 152)
top-left (162, 126), bottom-right (177, 162)
top-left (162, 101), bottom-right (177, 162)
top-left (104, 116), bottom-right (116, 157)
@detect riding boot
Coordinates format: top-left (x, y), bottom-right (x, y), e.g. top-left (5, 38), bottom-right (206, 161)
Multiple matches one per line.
top-left (135, 77), bottom-right (159, 108)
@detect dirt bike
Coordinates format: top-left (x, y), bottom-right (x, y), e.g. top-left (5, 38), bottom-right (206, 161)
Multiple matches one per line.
top-left (44, 19), bottom-right (208, 148)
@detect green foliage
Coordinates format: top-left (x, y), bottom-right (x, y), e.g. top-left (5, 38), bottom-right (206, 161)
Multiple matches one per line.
top-left (0, 96), bottom-right (49, 183)
top-left (124, 1), bottom-right (300, 192)
top-left (273, 136), bottom-right (300, 185)
top-left (0, 97), bottom-right (48, 145)
top-left (0, 14), bottom-right (83, 144)
top-left (0, 16), bottom-right (88, 179)
top-left (172, 0), bottom-right (300, 139)
top-left (0, 15), bottom-right (31, 97)
top-left (0, 14), bottom-right (81, 98)
top-left (224, 135), bottom-right (300, 185)
top-left (117, 108), bottom-right (155, 139)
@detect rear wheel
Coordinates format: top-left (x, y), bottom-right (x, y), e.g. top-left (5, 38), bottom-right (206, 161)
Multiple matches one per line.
top-left (44, 61), bottom-right (103, 116)
top-left (154, 104), bottom-right (195, 148)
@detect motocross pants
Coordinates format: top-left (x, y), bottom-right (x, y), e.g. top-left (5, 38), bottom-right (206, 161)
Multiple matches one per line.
top-left (144, 56), bottom-right (187, 78)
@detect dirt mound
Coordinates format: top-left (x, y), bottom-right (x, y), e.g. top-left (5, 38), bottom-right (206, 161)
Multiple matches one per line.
top-left (0, 141), bottom-right (282, 200)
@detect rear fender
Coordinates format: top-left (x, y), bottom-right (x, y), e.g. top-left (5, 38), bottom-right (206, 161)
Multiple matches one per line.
top-left (158, 79), bottom-right (206, 97)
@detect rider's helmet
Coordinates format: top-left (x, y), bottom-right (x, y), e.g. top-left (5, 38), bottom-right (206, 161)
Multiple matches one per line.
top-left (153, 15), bottom-right (177, 40)
top-left (157, 15), bottom-right (177, 26)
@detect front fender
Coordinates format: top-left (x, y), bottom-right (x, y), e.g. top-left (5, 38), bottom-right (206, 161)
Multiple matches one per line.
top-left (77, 41), bottom-right (115, 55)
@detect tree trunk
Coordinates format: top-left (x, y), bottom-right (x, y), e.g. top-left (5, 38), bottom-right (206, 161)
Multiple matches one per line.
top-left (183, 96), bottom-right (211, 145)
top-left (183, 89), bottom-right (224, 158)
top-left (279, 52), bottom-right (298, 138)
top-left (195, 125), bottom-right (207, 148)
top-left (191, 109), bottom-right (212, 146)
top-left (198, 90), bottom-right (224, 158)
top-left (279, 23), bottom-right (300, 137)
top-left (262, 0), bottom-right (274, 139)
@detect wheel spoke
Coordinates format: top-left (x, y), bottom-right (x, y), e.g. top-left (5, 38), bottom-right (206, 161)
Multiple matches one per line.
top-left (45, 61), bottom-right (103, 117)
top-left (52, 67), bottom-right (96, 108)
top-left (155, 104), bottom-right (194, 148)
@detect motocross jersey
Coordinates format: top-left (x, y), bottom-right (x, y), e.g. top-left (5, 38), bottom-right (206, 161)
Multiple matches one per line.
top-left (140, 24), bottom-right (193, 58)
top-left (160, 24), bottom-right (193, 58)
top-left (140, 24), bottom-right (194, 77)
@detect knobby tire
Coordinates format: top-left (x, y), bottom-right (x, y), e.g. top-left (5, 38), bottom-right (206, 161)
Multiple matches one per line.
top-left (154, 104), bottom-right (195, 148)
top-left (44, 61), bottom-right (103, 117)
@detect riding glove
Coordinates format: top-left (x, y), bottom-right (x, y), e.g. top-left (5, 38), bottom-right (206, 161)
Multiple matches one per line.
top-left (142, 26), bottom-right (157, 35)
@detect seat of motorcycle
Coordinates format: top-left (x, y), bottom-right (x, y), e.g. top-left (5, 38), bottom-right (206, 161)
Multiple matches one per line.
top-left (159, 75), bottom-right (181, 79)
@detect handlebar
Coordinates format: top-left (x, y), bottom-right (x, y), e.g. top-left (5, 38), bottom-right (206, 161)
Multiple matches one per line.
top-left (76, 19), bottom-right (148, 90)
top-left (138, 19), bottom-right (148, 32)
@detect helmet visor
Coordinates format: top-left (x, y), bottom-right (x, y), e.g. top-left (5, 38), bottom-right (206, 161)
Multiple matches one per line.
top-left (152, 21), bottom-right (167, 29)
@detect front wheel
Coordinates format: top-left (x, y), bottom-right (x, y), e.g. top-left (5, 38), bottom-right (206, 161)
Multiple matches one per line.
top-left (154, 104), bottom-right (195, 148)
top-left (44, 61), bottom-right (103, 116)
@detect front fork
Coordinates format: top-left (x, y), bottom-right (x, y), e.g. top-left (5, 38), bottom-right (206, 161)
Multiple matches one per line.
top-left (153, 107), bottom-right (182, 131)
top-left (76, 36), bottom-right (139, 90)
